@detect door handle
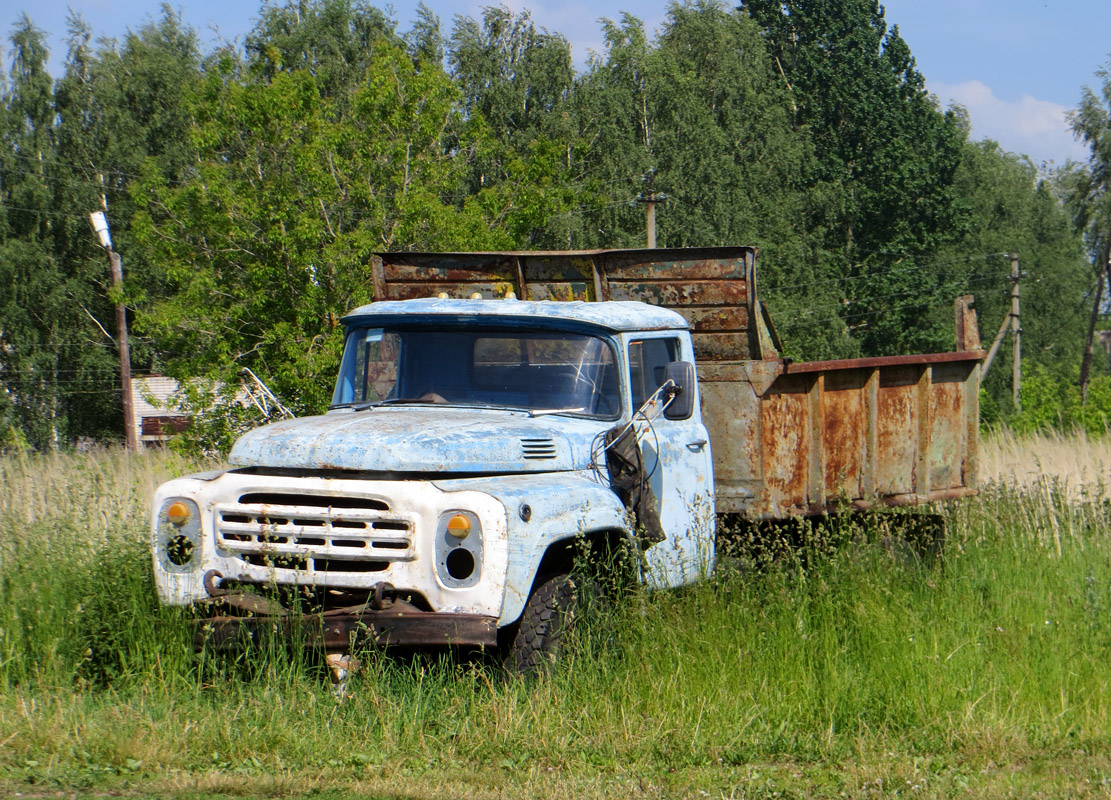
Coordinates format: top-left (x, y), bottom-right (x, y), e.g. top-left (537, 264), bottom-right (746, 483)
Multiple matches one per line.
top-left (686, 439), bottom-right (707, 451)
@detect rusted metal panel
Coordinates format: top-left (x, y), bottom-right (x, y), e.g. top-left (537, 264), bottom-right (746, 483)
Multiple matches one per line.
top-left (964, 362), bottom-right (980, 490)
top-left (525, 281), bottom-right (595, 302)
top-left (606, 280), bottom-right (750, 307)
top-left (698, 366), bottom-right (762, 513)
top-left (696, 362), bottom-right (751, 383)
top-left (602, 257), bottom-right (750, 281)
top-left (875, 365), bottom-right (921, 496)
top-left (383, 281), bottom-right (519, 301)
top-left (928, 362), bottom-right (971, 491)
top-left (522, 256), bottom-right (597, 282)
top-left (759, 374), bottom-right (814, 516)
top-left (806, 374), bottom-right (824, 509)
top-left (383, 263), bottom-right (518, 282)
top-left (674, 306), bottom-right (749, 332)
top-left (374, 247), bottom-right (763, 361)
top-left (197, 608), bottom-right (499, 652)
top-left (955, 295), bottom-right (981, 351)
top-left (782, 350), bottom-right (983, 374)
top-left (820, 369), bottom-right (868, 501)
top-left (692, 332), bottom-right (751, 362)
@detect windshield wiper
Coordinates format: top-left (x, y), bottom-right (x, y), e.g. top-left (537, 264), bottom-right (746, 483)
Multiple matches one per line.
top-left (374, 397), bottom-right (443, 406)
top-left (529, 407), bottom-right (588, 417)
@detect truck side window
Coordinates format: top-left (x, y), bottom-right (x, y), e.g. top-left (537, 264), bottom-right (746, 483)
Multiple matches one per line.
top-left (629, 338), bottom-right (680, 411)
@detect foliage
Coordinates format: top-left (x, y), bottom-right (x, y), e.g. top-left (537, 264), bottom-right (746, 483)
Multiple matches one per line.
top-left (0, 8), bottom-right (204, 449)
top-left (0, 0), bottom-right (1101, 447)
top-left (132, 40), bottom-right (515, 416)
top-left (1006, 362), bottom-right (1111, 436)
top-left (1066, 61), bottom-right (1111, 266)
top-left (938, 141), bottom-right (1090, 413)
top-left (741, 0), bottom-right (969, 357)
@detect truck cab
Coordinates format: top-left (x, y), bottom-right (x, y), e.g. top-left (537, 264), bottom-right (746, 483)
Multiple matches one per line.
top-left (151, 296), bottom-right (715, 659)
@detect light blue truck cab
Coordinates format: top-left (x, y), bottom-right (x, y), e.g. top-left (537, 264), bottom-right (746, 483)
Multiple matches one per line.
top-left (151, 296), bottom-right (715, 663)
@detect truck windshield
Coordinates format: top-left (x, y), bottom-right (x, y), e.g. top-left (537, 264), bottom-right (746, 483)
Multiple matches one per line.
top-left (331, 327), bottom-right (621, 418)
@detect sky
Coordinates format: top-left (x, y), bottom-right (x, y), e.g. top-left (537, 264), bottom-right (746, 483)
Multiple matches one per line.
top-left (8, 0), bottom-right (1111, 168)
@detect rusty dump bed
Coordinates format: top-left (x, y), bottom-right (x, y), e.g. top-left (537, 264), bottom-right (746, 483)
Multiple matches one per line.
top-left (373, 247), bottom-right (983, 519)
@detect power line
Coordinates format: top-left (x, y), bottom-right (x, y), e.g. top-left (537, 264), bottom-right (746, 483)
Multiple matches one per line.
top-left (762, 252), bottom-right (1013, 293)
top-left (8, 151), bottom-right (192, 187)
top-left (776, 270), bottom-right (1012, 320)
top-left (776, 273), bottom-right (1012, 332)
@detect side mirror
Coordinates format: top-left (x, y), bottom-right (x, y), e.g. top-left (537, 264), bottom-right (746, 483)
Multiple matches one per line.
top-left (663, 361), bottom-right (696, 420)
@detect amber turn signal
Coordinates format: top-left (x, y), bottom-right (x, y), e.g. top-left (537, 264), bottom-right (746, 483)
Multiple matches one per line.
top-left (167, 501), bottom-right (191, 527)
top-left (446, 513), bottom-right (471, 539)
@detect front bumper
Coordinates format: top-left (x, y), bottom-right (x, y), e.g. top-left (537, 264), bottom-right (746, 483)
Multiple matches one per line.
top-left (197, 606), bottom-right (498, 652)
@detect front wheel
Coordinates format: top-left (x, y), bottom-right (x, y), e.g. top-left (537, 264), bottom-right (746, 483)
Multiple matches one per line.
top-left (506, 571), bottom-right (580, 674)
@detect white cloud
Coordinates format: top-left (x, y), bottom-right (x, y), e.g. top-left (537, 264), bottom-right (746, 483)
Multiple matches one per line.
top-left (931, 79), bottom-right (1089, 168)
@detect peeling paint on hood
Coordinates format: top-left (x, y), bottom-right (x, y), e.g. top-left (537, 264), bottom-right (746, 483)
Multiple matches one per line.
top-left (228, 406), bottom-right (612, 474)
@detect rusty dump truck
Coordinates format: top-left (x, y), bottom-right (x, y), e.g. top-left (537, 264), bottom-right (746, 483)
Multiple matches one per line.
top-left (150, 246), bottom-right (982, 670)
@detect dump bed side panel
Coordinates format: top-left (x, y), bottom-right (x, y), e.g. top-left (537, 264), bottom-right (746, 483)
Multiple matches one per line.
top-left (701, 353), bottom-right (981, 518)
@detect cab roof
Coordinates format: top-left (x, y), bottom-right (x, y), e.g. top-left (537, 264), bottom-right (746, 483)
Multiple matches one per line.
top-left (341, 298), bottom-right (690, 333)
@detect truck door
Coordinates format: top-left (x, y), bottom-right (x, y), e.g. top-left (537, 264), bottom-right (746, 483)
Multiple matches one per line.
top-left (626, 335), bottom-right (715, 588)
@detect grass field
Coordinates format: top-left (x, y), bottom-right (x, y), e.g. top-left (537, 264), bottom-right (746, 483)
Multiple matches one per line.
top-left (3, 434), bottom-right (1111, 798)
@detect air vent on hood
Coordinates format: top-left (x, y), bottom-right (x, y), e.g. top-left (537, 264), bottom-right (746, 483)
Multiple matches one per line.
top-left (521, 437), bottom-right (557, 460)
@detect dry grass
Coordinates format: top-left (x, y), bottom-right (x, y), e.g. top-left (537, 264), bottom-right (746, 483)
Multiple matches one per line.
top-left (980, 428), bottom-right (1111, 500)
top-left (0, 446), bottom-right (207, 530)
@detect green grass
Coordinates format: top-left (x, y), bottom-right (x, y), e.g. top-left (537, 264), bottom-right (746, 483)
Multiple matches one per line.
top-left (3, 447), bottom-right (1111, 798)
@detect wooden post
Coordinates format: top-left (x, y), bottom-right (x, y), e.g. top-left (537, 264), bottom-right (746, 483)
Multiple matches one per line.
top-left (635, 170), bottom-right (666, 249)
top-left (109, 248), bottom-right (139, 451)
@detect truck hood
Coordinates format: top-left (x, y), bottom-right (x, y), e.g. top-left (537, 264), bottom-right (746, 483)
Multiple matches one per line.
top-left (228, 406), bottom-right (611, 474)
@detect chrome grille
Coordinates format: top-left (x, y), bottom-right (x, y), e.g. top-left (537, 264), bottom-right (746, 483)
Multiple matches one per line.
top-left (215, 492), bottom-right (414, 574)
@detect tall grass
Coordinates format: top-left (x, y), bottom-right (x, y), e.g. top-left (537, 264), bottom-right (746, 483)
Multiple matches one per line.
top-left (3, 436), bottom-right (1111, 797)
top-left (981, 426), bottom-right (1111, 500)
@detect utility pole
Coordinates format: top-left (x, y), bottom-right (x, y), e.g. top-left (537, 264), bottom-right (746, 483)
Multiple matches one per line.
top-left (635, 170), bottom-right (667, 249)
top-left (90, 210), bottom-right (138, 451)
top-left (981, 253), bottom-right (1022, 408)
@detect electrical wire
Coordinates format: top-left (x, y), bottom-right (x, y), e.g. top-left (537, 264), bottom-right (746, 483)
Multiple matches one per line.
top-left (762, 252), bottom-right (1013, 293)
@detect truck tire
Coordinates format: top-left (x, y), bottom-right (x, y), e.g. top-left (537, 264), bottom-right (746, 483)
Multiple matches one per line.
top-left (507, 571), bottom-right (580, 675)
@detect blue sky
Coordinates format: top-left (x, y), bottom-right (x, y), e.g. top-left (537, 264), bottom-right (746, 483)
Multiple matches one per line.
top-left (9, 0), bottom-right (1111, 168)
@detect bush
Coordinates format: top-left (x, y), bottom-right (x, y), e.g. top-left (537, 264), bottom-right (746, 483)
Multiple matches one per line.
top-left (1006, 362), bottom-right (1111, 435)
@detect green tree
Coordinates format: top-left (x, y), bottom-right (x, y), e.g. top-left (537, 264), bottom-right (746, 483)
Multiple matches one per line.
top-left (740, 0), bottom-right (968, 356)
top-left (0, 16), bottom-right (70, 448)
top-left (132, 41), bottom-right (514, 415)
top-left (941, 140), bottom-right (1089, 413)
top-left (447, 6), bottom-right (583, 247)
top-left (0, 7), bottom-right (206, 448)
top-left (1065, 60), bottom-right (1111, 394)
top-left (246, 0), bottom-right (397, 98)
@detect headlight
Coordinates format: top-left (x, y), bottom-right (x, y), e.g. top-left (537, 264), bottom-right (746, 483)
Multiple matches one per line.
top-left (157, 498), bottom-right (201, 571)
top-left (435, 510), bottom-right (482, 588)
